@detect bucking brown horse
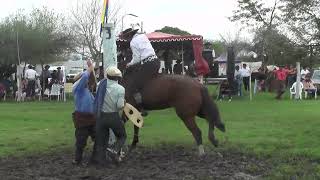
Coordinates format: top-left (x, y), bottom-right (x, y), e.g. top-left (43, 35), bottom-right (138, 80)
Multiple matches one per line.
top-left (122, 66), bottom-right (226, 156)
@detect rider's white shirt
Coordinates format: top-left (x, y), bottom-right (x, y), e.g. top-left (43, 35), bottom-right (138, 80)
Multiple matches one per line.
top-left (128, 34), bottom-right (156, 66)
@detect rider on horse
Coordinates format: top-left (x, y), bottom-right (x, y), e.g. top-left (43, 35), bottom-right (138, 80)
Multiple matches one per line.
top-left (120, 28), bottom-right (160, 116)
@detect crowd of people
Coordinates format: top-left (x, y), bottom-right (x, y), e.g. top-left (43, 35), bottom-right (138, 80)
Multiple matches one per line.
top-left (218, 63), bottom-right (317, 101)
top-left (234, 64), bottom-right (316, 100)
top-left (273, 66), bottom-right (316, 99)
top-left (18, 65), bottom-right (65, 101)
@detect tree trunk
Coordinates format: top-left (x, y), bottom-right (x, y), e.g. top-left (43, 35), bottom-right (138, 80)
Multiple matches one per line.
top-left (22, 62), bottom-right (27, 79)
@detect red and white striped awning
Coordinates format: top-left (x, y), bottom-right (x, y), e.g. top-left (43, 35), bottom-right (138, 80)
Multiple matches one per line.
top-left (117, 32), bottom-right (203, 42)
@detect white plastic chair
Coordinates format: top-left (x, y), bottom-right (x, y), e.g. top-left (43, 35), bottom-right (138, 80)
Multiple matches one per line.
top-left (290, 82), bottom-right (303, 99)
top-left (49, 84), bottom-right (61, 101)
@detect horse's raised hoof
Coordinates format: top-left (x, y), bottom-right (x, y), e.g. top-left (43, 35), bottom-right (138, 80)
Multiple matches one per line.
top-left (141, 111), bottom-right (148, 117)
top-left (212, 139), bottom-right (219, 147)
top-left (198, 145), bottom-right (205, 157)
top-left (216, 123), bottom-right (226, 132)
top-left (129, 145), bottom-right (136, 153)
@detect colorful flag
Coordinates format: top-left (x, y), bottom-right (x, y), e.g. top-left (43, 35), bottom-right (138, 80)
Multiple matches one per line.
top-left (101, 0), bottom-right (109, 27)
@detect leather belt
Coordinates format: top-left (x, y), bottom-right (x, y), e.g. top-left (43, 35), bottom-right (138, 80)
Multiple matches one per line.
top-left (141, 55), bottom-right (158, 64)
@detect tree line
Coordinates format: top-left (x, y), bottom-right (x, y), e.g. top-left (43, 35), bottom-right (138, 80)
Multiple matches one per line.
top-left (0, 0), bottom-right (319, 80)
top-left (228, 0), bottom-right (320, 67)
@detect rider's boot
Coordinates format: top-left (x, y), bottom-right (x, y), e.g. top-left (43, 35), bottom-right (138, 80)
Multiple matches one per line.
top-left (133, 92), bottom-right (148, 116)
top-left (140, 107), bottom-right (148, 117)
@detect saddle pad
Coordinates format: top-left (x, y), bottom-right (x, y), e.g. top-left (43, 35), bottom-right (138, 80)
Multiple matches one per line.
top-left (124, 103), bottom-right (144, 128)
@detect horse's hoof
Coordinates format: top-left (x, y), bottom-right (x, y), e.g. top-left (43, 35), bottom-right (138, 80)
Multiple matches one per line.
top-left (141, 111), bottom-right (148, 117)
top-left (216, 123), bottom-right (226, 132)
top-left (128, 146), bottom-right (135, 152)
top-left (213, 140), bottom-right (219, 147)
top-left (198, 145), bottom-right (205, 157)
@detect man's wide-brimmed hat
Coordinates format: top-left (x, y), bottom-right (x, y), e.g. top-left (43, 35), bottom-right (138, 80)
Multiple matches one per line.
top-left (119, 28), bottom-right (139, 40)
top-left (106, 66), bottom-right (122, 78)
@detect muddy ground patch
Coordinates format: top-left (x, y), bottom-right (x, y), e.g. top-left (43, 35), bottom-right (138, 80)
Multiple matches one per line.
top-left (0, 145), bottom-right (270, 180)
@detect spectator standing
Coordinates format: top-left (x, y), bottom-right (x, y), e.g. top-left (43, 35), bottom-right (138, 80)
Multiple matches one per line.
top-left (40, 65), bottom-right (51, 93)
top-left (239, 63), bottom-right (251, 91)
top-left (173, 60), bottom-right (183, 75)
top-left (287, 65), bottom-right (297, 87)
top-left (25, 65), bottom-right (38, 99)
top-left (274, 66), bottom-right (289, 99)
top-left (57, 67), bottom-right (64, 83)
top-left (163, 49), bottom-right (173, 74)
top-left (301, 66), bottom-right (310, 81)
top-left (234, 65), bottom-right (242, 96)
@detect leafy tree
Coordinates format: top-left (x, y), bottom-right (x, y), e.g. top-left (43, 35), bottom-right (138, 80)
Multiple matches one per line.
top-left (281, 0), bottom-right (320, 67)
top-left (211, 41), bottom-right (225, 57)
top-left (281, 0), bottom-right (320, 44)
top-left (0, 7), bottom-right (74, 86)
top-left (155, 26), bottom-right (191, 35)
top-left (230, 0), bottom-right (284, 30)
top-left (0, 7), bottom-right (74, 65)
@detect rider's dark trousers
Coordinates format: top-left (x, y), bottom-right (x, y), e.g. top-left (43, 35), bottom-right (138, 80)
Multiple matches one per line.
top-left (126, 59), bottom-right (160, 105)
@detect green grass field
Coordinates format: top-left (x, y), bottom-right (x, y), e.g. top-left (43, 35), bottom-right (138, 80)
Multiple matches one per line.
top-left (1, 90), bottom-right (320, 178)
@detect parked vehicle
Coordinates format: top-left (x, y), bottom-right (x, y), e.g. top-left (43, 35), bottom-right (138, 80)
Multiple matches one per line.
top-left (311, 70), bottom-right (320, 90)
top-left (66, 68), bottom-right (83, 83)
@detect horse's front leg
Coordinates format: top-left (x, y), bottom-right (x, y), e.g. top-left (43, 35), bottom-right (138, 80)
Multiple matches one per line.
top-left (130, 125), bottom-right (140, 151)
top-left (181, 117), bottom-right (205, 157)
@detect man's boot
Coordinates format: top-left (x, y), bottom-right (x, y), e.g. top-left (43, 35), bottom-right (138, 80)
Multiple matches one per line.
top-left (73, 148), bottom-right (83, 165)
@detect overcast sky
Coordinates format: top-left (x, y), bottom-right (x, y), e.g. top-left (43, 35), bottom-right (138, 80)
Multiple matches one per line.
top-left (0, 0), bottom-right (254, 40)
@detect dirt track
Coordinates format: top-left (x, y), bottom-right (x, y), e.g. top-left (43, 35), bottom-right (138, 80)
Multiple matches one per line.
top-left (0, 145), bottom-right (270, 180)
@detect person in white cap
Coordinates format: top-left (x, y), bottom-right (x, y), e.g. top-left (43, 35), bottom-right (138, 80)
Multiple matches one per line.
top-left (92, 66), bottom-right (126, 166)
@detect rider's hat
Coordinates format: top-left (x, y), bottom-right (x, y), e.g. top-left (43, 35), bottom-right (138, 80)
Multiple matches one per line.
top-left (106, 66), bottom-right (122, 78)
top-left (119, 28), bottom-right (139, 40)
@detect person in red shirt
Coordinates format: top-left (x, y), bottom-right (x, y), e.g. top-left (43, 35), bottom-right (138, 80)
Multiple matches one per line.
top-left (274, 66), bottom-right (289, 99)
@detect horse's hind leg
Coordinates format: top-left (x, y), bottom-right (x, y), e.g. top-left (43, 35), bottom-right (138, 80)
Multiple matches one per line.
top-left (181, 117), bottom-right (205, 156)
top-left (197, 112), bottom-right (219, 147)
top-left (129, 125), bottom-right (140, 151)
top-left (208, 123), bottom-right (219, 147)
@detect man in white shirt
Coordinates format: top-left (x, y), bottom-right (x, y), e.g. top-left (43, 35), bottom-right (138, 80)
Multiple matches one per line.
top-left (25, 65), bottom-right (38, 98)
top-left (120, 28), bottom-right (160, 116)
top-left (234, 65), bottom-right (242, 96)
top-left (300, 66), bottom-right (310, 80)
top-left (239, 63), bottom-right (251, 91)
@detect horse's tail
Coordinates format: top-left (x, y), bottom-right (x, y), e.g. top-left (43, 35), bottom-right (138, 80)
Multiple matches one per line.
top-left (199, 86), bottom-right (226, 132)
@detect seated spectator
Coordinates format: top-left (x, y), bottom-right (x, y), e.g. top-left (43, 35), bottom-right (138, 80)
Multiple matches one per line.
top-left (302, 73), bottom-right (316, 98)
top-left (161, 68), bottom-right (166, 74)
top-left (186, 64), bottom-right (197, 77)
top-left (0, 83), bottom-right (6, 100)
